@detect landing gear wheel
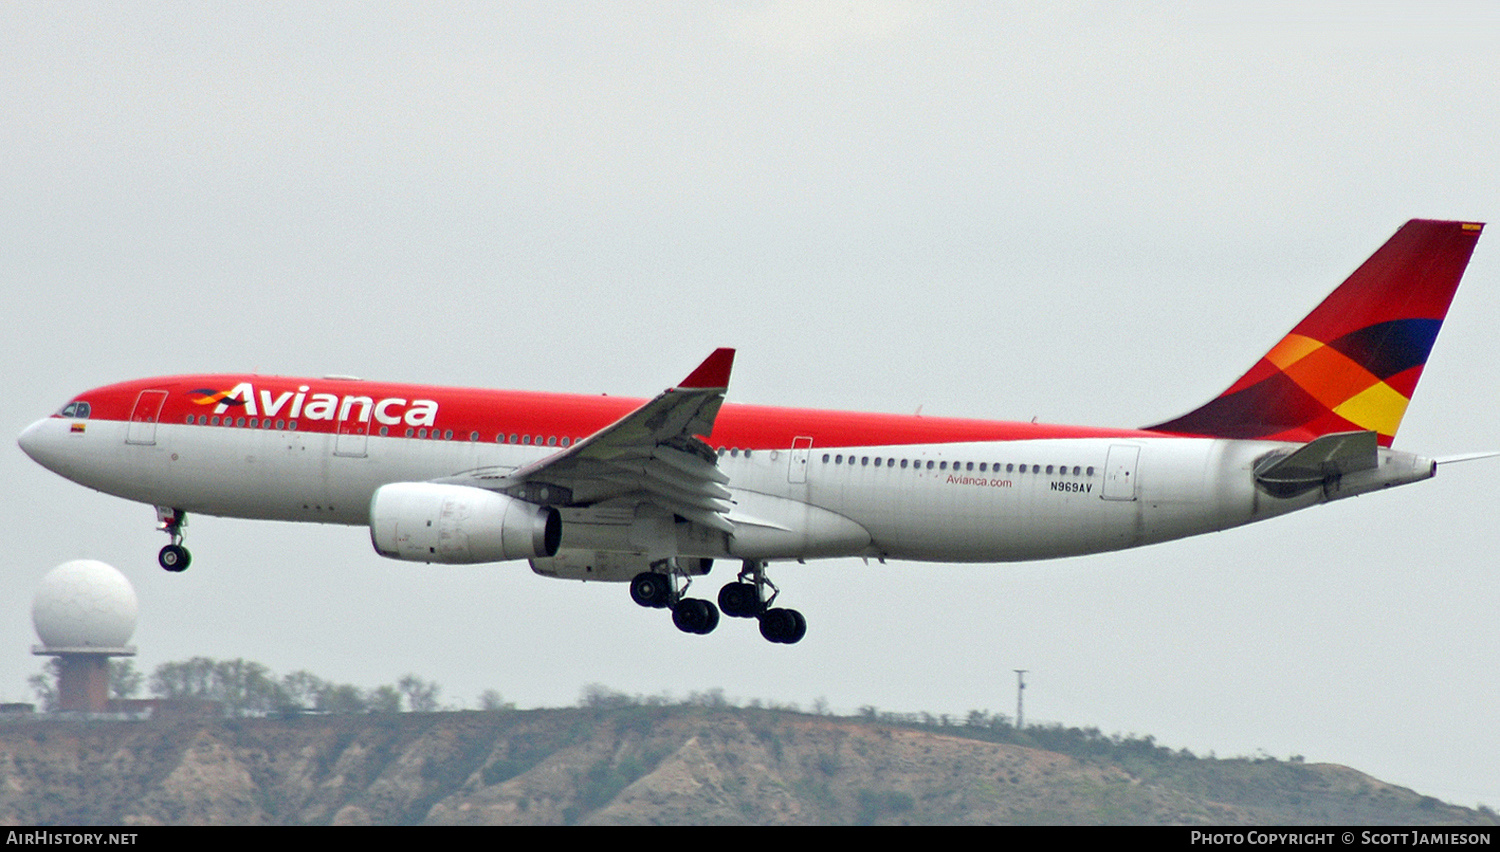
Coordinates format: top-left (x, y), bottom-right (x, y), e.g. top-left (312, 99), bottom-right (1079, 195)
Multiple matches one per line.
top-left (672, 598), bottom-right (720, 635)
top-left (155, 507), bottom-right (190, 573)
top-left (717, 582), bottom-right (761, 618)
top-left (630, 572), bottom-right (671, 608)
top-left (158, 544), bottom-right (191, 573)
top-left (699, 601), bottom-right (720, 634)
top-left (759, 608), bottom-right (806, 644)
top-left (784, 608), bottom-right (806, 643)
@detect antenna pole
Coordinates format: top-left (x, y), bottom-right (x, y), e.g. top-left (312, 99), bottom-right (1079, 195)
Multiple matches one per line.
top-left (1014, 669), bottom-right (1028, 729)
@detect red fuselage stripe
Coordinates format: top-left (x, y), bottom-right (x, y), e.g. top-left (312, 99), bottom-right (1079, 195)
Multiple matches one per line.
top-left (62, 375), bottom-right (1165, 449)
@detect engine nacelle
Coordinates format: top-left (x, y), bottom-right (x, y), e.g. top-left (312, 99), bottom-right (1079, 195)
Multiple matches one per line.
top-left (369, 482), bottom-right (561, 564)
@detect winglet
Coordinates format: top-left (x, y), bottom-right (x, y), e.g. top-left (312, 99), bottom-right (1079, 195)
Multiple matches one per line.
top-left (677, 348), bottom-right (735, 390)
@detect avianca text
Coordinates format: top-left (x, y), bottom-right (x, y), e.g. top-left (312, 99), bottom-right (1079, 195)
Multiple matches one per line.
top-left (203, 383), bottom-right (438, 427)
top-left (947, 474), bottom-right (1014, 488)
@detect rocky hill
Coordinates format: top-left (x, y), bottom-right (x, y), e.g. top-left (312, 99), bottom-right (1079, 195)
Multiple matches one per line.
top-left (0, 707), bottom-right (1492, 825)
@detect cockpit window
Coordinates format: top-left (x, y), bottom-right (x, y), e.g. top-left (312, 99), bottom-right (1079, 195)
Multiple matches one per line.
top-left (58, 402), bottom-right (91, 419)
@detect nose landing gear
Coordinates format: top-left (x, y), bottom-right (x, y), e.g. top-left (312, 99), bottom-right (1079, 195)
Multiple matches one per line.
top-left (155, 507), bottom-right (191, 572)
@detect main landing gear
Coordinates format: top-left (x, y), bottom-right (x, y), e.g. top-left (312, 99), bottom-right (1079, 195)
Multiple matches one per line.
top-left (155, 507), bottom-right (191, 572)
top-left (629, 559), bottom-right (806, 644)
top-left (628, 563), bottom-right (719, 635)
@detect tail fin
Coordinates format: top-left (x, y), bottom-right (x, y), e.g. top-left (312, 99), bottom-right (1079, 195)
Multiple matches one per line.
top-left (1147, 219), bottom-right (1484, 447)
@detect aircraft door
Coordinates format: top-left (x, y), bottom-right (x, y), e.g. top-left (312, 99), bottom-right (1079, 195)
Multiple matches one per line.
top-left (1101, 444), bottom-right (1140, 501)
top-left (788, 436), bottom-right (813, 483)
top-left (126, 390), bottom-right (168, 446)
top-left (334, 401), bottom-right (371, 458)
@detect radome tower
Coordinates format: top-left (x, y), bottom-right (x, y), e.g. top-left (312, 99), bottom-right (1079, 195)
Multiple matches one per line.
top-left (31, 560), bottom-right (138, 712)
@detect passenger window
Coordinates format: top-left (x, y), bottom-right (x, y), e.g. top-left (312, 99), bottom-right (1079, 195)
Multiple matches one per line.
top-left (1087, 466), bottom-right (1095, 476)
top-left (900, 459), bottom-right (908, 468)
top-left (874, 457), bottom-right (882, 467)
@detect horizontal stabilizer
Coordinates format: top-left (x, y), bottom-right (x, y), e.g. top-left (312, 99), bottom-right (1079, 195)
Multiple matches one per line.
top-left (1254, 430), bottom-right (1377, 497)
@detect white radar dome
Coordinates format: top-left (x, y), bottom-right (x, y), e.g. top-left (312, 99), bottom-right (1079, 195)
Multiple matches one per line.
top-left (31, 559), bottom-right (138, 650)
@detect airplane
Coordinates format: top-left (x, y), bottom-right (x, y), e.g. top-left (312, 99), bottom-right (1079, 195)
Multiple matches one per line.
top-left (17, 219), bottom-right (1486, 644)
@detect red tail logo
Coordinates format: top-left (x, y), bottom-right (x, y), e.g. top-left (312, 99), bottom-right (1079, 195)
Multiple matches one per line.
top-left (1149, 220), bottom-right (1483, 447)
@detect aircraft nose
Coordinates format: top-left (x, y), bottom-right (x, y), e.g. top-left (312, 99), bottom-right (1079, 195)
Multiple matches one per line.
top-left (17, 418), bottom-right (46, 462)
top-left (18, 418), bottom-right (64, 472)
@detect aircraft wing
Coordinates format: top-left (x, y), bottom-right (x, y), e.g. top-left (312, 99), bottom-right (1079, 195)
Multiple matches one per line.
top-left (449, 348), bottom-right (737, 534)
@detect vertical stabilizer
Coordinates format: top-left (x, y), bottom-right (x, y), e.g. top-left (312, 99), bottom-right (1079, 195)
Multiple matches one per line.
top-left (1148, 220), bottom-right (1483, 447)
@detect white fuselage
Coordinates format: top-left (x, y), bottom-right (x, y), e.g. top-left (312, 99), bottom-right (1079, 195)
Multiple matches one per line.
top-left (17, 414), bottom-right (1437, 571)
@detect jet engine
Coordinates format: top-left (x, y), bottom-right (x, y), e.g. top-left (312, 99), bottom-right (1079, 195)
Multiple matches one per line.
top-left (369, 482), bottom-right (561, 564)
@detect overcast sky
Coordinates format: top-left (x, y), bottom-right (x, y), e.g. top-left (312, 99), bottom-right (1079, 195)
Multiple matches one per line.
top-left (4, 1), bottom-right (1499, 812)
